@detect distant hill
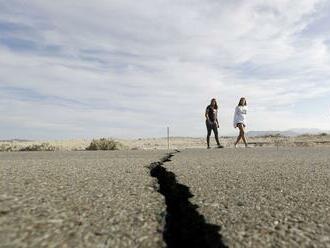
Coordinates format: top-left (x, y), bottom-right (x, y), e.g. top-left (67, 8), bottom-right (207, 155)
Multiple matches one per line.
top-left (288, 128), bottom-right (327, 134)
top-left (247, 130), bottom-right (297, 137)
top-left (0, 139), bottom-right (32, 142)
top-left (247, 128), bottom-right (329, 137)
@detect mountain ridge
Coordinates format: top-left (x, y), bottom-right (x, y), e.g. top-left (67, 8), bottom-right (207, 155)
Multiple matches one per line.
top-left (247, 128), bottom-right (329, 137)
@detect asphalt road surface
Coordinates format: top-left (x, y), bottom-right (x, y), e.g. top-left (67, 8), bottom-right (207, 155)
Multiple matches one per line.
top-left (165, 147), bottom-right (330, 247)
top-left (0, 151), bottom-right (167, 248)
top-left (1, 148), bottom-right (330, 247)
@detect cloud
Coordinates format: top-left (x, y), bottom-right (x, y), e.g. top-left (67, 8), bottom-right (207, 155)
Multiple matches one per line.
top-left (0, 0), bottom-right (329, 139)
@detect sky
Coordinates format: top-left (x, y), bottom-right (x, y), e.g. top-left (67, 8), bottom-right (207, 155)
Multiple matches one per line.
top-left (0, 0), bottom-right (330, 139)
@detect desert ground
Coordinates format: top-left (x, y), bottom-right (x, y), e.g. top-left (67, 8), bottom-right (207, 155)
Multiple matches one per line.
top-left (1, 133), bottom-right (330, 151)
top-left (0, 146), bottom-right (329, 247)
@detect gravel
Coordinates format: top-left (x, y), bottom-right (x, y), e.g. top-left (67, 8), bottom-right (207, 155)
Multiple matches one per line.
top-left (165, 147), bottom-right (330, 248)
top-left (0, 150), bottom-right (167, 248)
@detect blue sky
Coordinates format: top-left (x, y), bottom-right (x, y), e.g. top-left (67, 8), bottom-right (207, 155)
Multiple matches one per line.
top-left (0, 0), bottom-right (330, 139)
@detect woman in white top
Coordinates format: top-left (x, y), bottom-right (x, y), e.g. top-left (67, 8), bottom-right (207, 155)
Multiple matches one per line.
top-left (233, 97), bottom-right (248, 147)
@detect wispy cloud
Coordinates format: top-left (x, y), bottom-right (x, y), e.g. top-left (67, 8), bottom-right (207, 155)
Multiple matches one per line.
top-left (0, 0), bottom-right (329, 139)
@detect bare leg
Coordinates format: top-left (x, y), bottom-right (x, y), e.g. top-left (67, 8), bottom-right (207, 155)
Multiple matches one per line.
top-left (234, 124), bottom-right (242, 146)
top-left (234, 135), bottom-right (241, 147)
top-left (238, 124), bottom-right (248, 147)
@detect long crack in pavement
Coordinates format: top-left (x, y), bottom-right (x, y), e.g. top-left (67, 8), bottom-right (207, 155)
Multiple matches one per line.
top-left (149, 151), bottom-right (227, 248)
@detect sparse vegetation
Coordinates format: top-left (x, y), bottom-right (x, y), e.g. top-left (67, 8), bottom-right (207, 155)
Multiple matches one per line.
top-left (298, 133), bottom-right (328, 138)
top-left (0, 134), bottom-right (329, 152)
top-left (298, 133), bottom-right (312, 137)
top-left (259, 133), bottom-right (283, 138)
top-left (19, 143), bottom-right (57, 152)
top-left (0, 144), bottom-right (16, 152)
top-left (86, 138), bottom-right (122, 151)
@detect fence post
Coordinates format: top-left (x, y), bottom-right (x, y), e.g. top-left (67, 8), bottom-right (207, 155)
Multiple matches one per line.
top-left (167, 126), bottom-right (170, 152)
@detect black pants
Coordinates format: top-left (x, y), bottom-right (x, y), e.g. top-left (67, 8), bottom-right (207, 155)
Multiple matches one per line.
top-left (206, 120), bottom-right (220, 147)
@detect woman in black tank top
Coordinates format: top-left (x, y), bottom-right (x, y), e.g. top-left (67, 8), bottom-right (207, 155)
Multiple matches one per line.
top-left (205, 98), bottom-right (224, 149)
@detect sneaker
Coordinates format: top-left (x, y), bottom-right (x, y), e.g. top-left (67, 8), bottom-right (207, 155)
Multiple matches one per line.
top-left (217, 145), bottom-right (224, 148)
top-left (207, 146), bottom-right (211, 149)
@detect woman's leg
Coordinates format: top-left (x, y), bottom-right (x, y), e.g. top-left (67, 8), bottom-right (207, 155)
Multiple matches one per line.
top-left (238, 124), bottom-right (248, 147)
top-left (212, 124), bottom-right (221, 146)
top-left (235, 124), bottom-right (242, 146)
top-left (206, 121), bottom-right (212, 148)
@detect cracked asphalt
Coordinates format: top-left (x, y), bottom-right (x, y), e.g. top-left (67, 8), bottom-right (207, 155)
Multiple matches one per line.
top-left (0, 151), bottom-right (166, 248)
top-left (1, 147), bottom-right (330, 248)
top-left (165, 147), bottom-right (330, 247)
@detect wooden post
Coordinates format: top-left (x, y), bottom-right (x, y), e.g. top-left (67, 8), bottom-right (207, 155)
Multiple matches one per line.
top-left (167, 126), bottom-right (170, 152)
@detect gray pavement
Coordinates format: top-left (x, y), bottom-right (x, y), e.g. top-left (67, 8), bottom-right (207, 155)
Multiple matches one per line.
top-left (1, 148), bottom-right (330, 248)
top-left (165, 147), bottom-right (330, 247)
top-left (0, 151), bottom-right (167, 248)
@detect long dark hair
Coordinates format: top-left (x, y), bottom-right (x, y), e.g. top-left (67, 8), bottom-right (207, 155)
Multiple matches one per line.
top-left (238, 97), bottom-right (247, 106)
top-left (210, 98), bottom-right (218, 109)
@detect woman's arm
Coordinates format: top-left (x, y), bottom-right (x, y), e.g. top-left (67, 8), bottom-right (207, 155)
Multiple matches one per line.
top-left (242, 106), bottom-right (247, 114)
top-left (238, 106), bottom-right (246, 115)
top-left (234, 106), bottom-right (238, 116)
top-left (205, 107), bottom-right (209, 120)
top-left (233, 107), bottom-right (238, 124)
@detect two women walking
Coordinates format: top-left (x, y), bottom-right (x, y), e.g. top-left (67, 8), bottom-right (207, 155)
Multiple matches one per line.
top-left (205, 97), bottom-right (248, 148)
